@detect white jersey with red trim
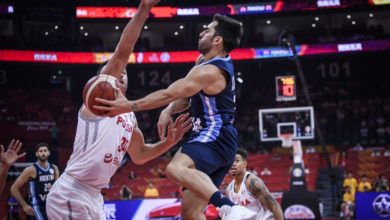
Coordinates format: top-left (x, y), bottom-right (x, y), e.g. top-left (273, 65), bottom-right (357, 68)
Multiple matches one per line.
top-left (226, 172), bottom-right (274, 220)
top-left (65, 106), bottom-right (136, 189)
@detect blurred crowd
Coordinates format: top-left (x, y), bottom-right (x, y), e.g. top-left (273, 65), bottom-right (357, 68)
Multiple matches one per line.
top-left (341, 171), bottom-right (389, 219)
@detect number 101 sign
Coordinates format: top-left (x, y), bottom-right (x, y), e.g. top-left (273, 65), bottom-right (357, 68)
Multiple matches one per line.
top-left (276, 75), bottom-right (296, 102)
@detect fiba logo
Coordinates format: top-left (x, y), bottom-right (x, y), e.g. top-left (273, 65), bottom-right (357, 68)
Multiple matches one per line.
top-left (293, 168), bottom-right (302, 177)
top-left (284, 204), bottom-right (315, 219)
top-left (372, 194), bottom-right (390, 218)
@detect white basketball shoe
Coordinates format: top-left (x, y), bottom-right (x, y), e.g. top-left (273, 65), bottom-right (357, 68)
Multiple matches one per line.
top-left (218, 205), bottom-right (257, 220)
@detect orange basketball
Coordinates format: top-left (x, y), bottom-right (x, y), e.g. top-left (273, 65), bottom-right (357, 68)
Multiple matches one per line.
top-left (82, 74), bottom-right (126, 116)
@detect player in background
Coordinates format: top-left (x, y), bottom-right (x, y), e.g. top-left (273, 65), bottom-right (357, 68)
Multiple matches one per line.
top-left (11, 143), bottom-right (59, 220)
top-left (46, 0), bottom-right (192, 219)
top-left (93, 14), bottom-right (257, 220)
top-left (226, 149), bottom-right (284, 220)
top-left (0, 139), bottom-right (25, 195)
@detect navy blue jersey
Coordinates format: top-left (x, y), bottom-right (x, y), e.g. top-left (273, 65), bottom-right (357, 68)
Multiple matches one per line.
top-left (190, 55), bottom-right (236, 142)
top-left (29, 163), bottom-right (56, 206)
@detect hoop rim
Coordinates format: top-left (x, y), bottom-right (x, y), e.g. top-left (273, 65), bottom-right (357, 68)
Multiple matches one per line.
top-left (278, 133), bottom-right (294, 140)
top-left (279, 133), bottom-right (294, 147)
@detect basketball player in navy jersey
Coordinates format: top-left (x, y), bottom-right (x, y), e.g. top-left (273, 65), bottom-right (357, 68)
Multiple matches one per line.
top-left (94, 14), bottom-right (257, 219)
top-left (11, 143), bottom-right (59, 220)
top-left (226, 149), bottom-right (283, 220)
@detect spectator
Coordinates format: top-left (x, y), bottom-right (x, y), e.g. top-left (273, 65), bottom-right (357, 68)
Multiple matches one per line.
top-left (248, 167), bottom-right (258, 176)
top-left (351, 143), bottom-right (363, 151)
top-left (144, 182), bottom-right (159, 198)
top-left (340, 186), bottom-right (355, 220)
top-left (371, 149), bottom-right (381, 157)
top-left (358, 175), bottom-right (372, 192)
top-left (260, 167), bottom-right (272, 176)
top-left (343, 171), bottom-right (358, 195)
top-left (120, 184), bottom-right (132, 200)
top-left (384, 147), bottom-right (390, 157)
top-left (128, 171), bottom-right (138, 180)
top-left (373, 174), bottom-right (389, 192)
top-left (305, 146), bottom-right (316, 154)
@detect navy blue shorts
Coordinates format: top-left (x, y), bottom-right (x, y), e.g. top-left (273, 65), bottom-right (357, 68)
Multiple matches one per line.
top-left (181, 125), bottom-right (238, 188)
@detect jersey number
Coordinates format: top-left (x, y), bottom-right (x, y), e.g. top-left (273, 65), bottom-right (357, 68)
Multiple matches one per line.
top-left (44, 183), bottom-right (52, 192)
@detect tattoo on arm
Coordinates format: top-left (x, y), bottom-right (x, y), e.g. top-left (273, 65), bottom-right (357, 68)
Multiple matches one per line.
top-left (249, 178), bottom-right (263, 194)
top-left (249, 177), bottom-right (284, 220)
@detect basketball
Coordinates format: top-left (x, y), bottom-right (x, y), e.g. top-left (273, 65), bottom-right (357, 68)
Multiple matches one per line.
top-left (82, 74), bottom-right (126, 116)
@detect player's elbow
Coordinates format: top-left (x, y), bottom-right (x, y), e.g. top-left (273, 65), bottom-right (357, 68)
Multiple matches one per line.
top-left (10, 184), bottom-right (18, 196)
top-left (132, 157), bottom-right (147, 165)
top-left (129, 152), bottom-right (147, 165)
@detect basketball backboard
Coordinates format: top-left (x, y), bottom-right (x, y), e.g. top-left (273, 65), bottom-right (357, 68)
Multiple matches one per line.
top-left (258, 106), bottom-right (315, 142)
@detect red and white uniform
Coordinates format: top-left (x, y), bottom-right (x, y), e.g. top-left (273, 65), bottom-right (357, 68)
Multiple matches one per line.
top-left (47, 106), bottom-right (136, 220)
top-left (226, 172), bottom-right (274, 220)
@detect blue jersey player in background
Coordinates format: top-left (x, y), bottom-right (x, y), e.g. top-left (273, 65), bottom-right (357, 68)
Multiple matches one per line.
top-left (94, 14), bottom-right (257, 220)
top-left (11, 143), bottom-right (59, 220)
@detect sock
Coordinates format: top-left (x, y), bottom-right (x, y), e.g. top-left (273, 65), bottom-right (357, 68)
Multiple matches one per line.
top-left (209, 191), bottom-right (235, 208)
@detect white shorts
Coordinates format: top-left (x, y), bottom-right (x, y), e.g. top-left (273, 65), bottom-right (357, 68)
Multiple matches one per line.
top-left (256, 208), bottom-right (274, 220)
top-left (46, 172), bottom-right (105, 220)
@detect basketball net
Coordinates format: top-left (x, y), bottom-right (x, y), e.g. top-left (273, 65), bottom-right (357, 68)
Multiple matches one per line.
top-left (279, 133), bottom-right (294, 148)
top-left (279, 134), bottom-right (303, 164)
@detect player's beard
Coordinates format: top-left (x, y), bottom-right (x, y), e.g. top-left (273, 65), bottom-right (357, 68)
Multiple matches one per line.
top-left (198, 38), bottom-right (212, 55)
top-left (38, 155), bottom-right (48, 162)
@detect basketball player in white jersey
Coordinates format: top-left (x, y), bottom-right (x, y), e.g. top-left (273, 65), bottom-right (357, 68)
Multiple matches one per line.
top-left (46, 0), bottom-right (191, 219)
top-left (0, 139), bottom-right (25, 195)
top-left (226, 149), bottom-right (284, 220)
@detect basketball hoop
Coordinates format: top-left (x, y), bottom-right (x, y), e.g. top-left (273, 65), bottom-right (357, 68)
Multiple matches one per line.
top-left (279, 133), bottom-right (294, 148)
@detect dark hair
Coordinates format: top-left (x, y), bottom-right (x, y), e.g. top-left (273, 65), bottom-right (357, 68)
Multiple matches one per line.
top-left (213, 14), bottom-right (244, 53)
top-left (236, 148), bottom-right (248, 161)
top-left (35, 143), bottom-right (49, 152)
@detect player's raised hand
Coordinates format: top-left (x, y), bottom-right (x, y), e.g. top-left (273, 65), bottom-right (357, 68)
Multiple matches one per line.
top-left (165, 113), bottom-right (192, 146)
top-left (1, 139), bottom-right (25, 167)
top-left (140, 0), bottom-right (160, 8)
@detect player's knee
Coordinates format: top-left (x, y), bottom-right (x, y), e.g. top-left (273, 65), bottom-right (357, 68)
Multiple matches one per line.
top-left (165, 162), bottom-right (180, 180)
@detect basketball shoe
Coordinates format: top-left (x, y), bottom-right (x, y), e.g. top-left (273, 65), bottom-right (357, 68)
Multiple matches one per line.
top-left (218, 205), bottom-right (257, 220)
